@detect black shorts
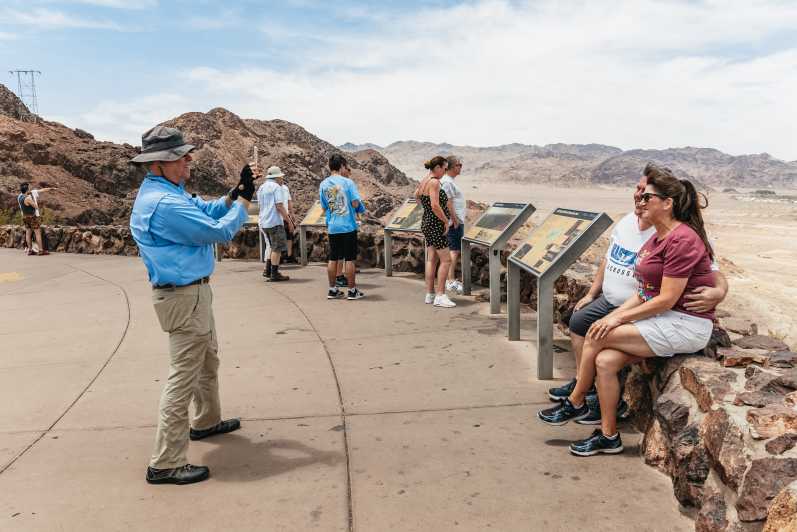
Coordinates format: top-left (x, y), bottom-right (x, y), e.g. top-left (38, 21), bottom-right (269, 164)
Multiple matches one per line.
top-left (328, 231), bottom-right (358, 262)
top-left (568, 294), bottom-right (618, 337)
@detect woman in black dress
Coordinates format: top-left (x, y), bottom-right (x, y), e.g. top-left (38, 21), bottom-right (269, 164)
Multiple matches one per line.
top-left (416, 156), bottom-right (456, 308)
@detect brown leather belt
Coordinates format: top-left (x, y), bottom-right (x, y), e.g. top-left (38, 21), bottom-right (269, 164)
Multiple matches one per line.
top-left (152, 276), bottom-right (210, 290)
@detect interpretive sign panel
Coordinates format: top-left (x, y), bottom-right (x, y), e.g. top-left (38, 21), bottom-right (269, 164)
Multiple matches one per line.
top-left (300, 201), bottom-right (327, 227)
top-left (510, 208), bottom-right (598, 276)
top-left (386, 198), bottom-right (424, 233)
top-left (464, 202), bottom-right (528, 246)
top-left (507, 207), bottom-right (612, 379)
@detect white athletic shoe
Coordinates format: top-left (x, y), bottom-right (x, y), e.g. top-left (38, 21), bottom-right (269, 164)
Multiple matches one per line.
top-left (425, 293), bottom-right (435, 304)
top-left (433, 294), bottom-right (457, 308)
top-left (453, 281), bottom-right (464, 295)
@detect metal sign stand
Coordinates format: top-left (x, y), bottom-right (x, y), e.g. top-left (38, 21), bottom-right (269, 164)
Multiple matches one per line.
top-left (297, 201), bottom-right (327, 265)
top-left (461, 202), bottom-right (535, 314)
top-left (507, 209), bottom-right (612, 379)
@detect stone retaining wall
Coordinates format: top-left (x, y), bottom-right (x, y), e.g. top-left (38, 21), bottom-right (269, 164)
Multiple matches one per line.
top-left (2, 223), bottom-right (796, 530)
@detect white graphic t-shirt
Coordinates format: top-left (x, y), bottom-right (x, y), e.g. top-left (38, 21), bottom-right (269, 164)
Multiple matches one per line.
top-left (602, 213), bottom-right (656, 306)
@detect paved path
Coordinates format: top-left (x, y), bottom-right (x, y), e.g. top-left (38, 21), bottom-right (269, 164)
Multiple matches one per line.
top-left (0, 249), bottom-right (692, 531)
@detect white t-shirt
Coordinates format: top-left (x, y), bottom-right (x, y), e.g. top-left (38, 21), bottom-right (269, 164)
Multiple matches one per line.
top-left (257, 179), bottom-right (286, 229)
top-left (440, 175), bottom-right (466, 225)
top-left (602, 212), bottom-right (719, 306)
top-left (281, 184), bottom-right (291, 211)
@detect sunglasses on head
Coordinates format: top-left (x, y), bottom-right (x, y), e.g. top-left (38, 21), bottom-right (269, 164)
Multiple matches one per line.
top-left (640, 192), bottom-right (667, 203)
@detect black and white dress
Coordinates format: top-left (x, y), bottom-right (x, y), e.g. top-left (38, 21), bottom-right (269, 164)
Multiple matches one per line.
top-left (420, 188), bottom-right (450, 250)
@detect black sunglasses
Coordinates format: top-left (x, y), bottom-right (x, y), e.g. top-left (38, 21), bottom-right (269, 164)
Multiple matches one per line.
top-left (640, 192), bottom-right (667, 203)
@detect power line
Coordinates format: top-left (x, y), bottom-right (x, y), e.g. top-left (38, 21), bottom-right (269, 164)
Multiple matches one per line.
top-left (8, 69), bottom-right (41, 122)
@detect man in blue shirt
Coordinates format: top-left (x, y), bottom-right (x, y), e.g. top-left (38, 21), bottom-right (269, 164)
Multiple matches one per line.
top-left (129, 126), bottom-right (257, 485)
top-left (319, 154), bottom-right (365, 300)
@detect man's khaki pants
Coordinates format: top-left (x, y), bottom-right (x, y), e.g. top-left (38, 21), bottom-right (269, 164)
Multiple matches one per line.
top-left (150, 283), bottom-right (222, 469)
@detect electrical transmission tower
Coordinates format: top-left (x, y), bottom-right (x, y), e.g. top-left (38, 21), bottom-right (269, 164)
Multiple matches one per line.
top-left (8, 70), bottom-right (41, 121)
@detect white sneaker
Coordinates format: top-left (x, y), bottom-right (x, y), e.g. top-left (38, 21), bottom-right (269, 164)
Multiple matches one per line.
top-left (433, 294), bottom-right (457, 308)
top-left (453, 281), bottom-right (464, 295)
top-left (425, 293), bottom-right (435, 304)
top-left (445, 280), bottom-right (455, 291)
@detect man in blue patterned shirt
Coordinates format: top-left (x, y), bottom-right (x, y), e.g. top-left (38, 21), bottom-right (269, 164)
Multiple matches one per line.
top-left (130, 126), bottom-right (257, 485)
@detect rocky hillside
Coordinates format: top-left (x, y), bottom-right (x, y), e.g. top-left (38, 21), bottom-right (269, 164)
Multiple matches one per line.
top-left (342, 140), bottom-right (797, 190)
top-left (0, 83), bottom-right (411, 224)
top-left (163, 109), bottom-right (412, 222)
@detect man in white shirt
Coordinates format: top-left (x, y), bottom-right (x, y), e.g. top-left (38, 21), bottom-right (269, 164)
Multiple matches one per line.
top-left (441, 155), bottom-right (466, 294)
top-left (257, 166), bottom-right (294, 282)
top-left (548, 163), bottom-right (729, 423)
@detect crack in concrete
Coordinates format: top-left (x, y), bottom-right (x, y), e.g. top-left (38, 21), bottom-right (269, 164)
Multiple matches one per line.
top-left (0, 265), bottom-right (132, 476)
top-left (268, 284), bottom-right (356, 532)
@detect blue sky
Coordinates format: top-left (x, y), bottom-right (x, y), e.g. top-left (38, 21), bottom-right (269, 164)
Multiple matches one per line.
top-left (1, 0), bottom-right (796, 160)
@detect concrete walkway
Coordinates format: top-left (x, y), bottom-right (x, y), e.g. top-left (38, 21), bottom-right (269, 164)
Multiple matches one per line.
top-left (0, 249), bottom-right (692, 531)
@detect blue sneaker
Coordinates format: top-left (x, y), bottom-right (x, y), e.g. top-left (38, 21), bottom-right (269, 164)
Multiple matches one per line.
top-left (575, 398), bottom-right (630, 425)
top-left (569, 429), bottom-right (624, 456)
top-left (547, 378), bottom-right (577, 401)
top-left (537, 398), bottom-right (589, 426)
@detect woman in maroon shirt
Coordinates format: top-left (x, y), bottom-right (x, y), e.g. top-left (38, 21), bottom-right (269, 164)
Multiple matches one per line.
top-left (538, 165), bottom-right (716, 457)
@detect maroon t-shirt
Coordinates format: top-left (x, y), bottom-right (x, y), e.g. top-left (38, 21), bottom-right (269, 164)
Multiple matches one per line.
top-left (634, 223), bottom-right (716, 320)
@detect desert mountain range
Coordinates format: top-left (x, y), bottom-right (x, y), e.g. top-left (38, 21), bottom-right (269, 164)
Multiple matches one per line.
top-left (340, 141), bottom-right (797, 190)
top-left (0, 83), bottom-right (411, 225)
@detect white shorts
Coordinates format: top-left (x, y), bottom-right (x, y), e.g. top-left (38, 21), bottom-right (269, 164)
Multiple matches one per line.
top-left (633, 310), bottom-right (713, 358)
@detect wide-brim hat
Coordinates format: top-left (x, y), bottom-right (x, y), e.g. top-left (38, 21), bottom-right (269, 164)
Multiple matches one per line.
top-left (131, 125), bottom-right (195, 163)
top-left (266, 165), bottom-right (285, 179)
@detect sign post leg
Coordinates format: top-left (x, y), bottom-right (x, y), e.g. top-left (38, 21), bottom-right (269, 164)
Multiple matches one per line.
top-left (258, 229), bottom-right (264, 263)
top-left (384, 231), bottom-right (393, 276)
top-left (536, 277), bottom-right (554, 380)
top-left (299, 227), bottom-right (308, 266)
top-left (489, 248), bottom-right (501, 314)
top-left (216, 243), bottom-right (222, 262)
top-left (462, 241), bottom-right (471, 295)
top-left (507, 262), bottom-right (520, 341)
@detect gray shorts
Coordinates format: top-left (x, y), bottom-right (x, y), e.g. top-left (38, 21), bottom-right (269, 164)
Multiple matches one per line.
top-left (263, 225), bottom-right (287, 253)
top-left (568, 294), bottom-right (617, 337)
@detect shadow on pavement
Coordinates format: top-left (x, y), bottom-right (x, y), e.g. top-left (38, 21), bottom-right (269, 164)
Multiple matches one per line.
top-left (202, 435), bottom-right (345, 482)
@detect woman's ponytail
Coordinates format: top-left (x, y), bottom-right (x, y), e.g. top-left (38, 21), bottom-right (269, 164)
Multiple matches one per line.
top-left (676, 179), bottom-right (713, 260)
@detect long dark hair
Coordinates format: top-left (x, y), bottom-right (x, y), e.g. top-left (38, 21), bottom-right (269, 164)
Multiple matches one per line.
top-left (645, 164), bottom-right (713, 259)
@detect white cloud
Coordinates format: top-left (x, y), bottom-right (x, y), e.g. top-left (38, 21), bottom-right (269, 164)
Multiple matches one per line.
top-left (70, 0), bottom-right (158, 8)
top-left (69, 0), bottom-right (797, 160)
top-left (69, 93), bottom-right (193, 145)
top-left (1, 7), bottom-right (122, 29)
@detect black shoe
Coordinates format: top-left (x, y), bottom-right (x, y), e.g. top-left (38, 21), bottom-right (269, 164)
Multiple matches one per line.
top-left (335, 275), bottom-right (347, 288)
top-left (537, 398), bottom-right (589, 426)
top-left (189, 418), bottom-right (241, 441)
top-left (569, 429), bottom-right (624, 456)
top-left (263, 260), bottom-right (272, 278)
top-left (146, 464), bottom-right (210, 485)
top-left (328, 287), bottom-right (344, 299)
top-left (576, 398), bottom-right (630, 425)
top-left (268, 267), bottom-right (289, 282)
top-left (347, 288), bottom-right (365, 300)
top-left (548, 378), bottom-right (577, 401)
top-left (285, 256), bottom-right (299, 264)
